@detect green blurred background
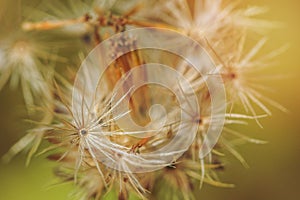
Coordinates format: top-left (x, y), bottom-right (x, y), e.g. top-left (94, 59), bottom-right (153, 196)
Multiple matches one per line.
top-left (0, 0), bottom-right (300, 199)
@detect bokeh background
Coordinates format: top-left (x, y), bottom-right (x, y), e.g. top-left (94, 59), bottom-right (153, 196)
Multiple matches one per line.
top-left (0, 0), bottom-right (299, 199)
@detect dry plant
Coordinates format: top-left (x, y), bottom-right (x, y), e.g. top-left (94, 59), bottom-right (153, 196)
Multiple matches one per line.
top-left (0, 0), bottom-right (286, 199)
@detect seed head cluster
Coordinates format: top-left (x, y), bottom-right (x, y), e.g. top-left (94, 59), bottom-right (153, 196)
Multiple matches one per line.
top-left (1, 0), bottom-right (285, 199)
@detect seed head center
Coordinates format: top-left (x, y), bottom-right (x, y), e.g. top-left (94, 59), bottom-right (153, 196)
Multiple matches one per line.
top-left (79, 129), bottom-right (88, 136)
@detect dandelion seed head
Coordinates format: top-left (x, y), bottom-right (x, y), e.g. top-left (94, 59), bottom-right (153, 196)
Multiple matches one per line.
top-left (0, 34), bottom-right (54, 106)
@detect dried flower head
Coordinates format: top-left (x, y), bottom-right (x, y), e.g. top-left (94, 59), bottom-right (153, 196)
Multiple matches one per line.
top-left (1, 0), bottom-right (286, 200)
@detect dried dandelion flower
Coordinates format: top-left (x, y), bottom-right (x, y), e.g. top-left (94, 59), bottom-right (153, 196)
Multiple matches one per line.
top-left (0, 32), bottom-right (56, 107)
top-left (0, 0), bottom-right (67, 108)
top-left (153, 0), bottom-right (280, 41)
top-left (1, 0), bottom-right (287, 200)
top-left (216, 36), bottom-right (288, 121)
